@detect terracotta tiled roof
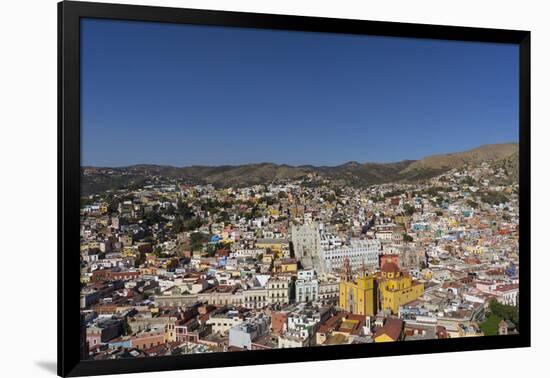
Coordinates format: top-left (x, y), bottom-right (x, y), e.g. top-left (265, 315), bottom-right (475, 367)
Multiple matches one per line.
top-left (373, 318), bottom-right (403, 341)
top-left (381, 262), bottom-right (400, 274)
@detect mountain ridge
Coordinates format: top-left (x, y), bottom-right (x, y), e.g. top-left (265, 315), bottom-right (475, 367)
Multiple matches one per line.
top-left (81, 143), bottom-right (519, 194)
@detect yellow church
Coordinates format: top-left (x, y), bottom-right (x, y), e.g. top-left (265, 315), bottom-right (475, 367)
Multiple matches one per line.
top-left (377, 262), bottom-right (424, 314)
top-left (338, 260), bottom-right (376, 316)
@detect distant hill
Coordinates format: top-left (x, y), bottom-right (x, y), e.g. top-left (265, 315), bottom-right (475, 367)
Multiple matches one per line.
top-left (402, 143), bottom-right (518, 173)
top-left (81, 143), bottom-right (519, 194)
top-left (178, 163), bottom-right (311, 187)
top-left (399, 143), bottom-right (519, 181)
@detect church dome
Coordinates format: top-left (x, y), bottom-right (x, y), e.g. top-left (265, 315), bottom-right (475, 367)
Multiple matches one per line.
top-left (381, 261), bottom-right (400, 275)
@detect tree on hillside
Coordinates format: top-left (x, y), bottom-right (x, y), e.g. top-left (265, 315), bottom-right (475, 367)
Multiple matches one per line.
top-left (403, 203), bottom-right (416, 216)
top-left (480, 299), bottom-right (519, 335)
top-left (480, 313), bottom-right (500, 336)
top-left (489, 300), bottom-right (519, 326)
top-left (466, 199), bottom-right (479, 209)
top-left (176, 198), bottom-right (194, 219)
top-left (189, 232), bottom-right (209, 252)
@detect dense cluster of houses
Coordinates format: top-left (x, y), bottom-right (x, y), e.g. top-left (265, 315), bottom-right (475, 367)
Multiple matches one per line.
top-left (79, 160), bottom-right (519, 359)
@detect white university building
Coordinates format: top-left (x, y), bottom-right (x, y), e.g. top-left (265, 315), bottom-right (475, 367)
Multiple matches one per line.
top-left (291, 222), bottom-right (324, 272)
top-left (321, 239), bottom-right (381, 273)
top-left (291, 222), bottom-right (381, 274)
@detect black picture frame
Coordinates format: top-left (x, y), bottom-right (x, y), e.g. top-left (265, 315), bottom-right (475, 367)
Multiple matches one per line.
top-left (58, 1), bottom-right (531, 376)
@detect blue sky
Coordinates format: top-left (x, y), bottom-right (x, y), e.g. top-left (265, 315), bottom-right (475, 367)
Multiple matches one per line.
top-left (81, 18), bottom-right (519, 167)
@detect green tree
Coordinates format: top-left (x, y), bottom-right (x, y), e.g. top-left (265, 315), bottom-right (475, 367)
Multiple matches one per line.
top-left (153, 245), bottom-right (163, 257)
top-left (467, 199), bottom-right (479, 209)
top-left (262, 196), bottom-right (276, 206)
top-left (481, 191), bottom-right (509, 206)
top-left (322, 193), bottom-right (337, 202)
top-left (489, 300), bottom-right (519, 325)
top-left (172, 217), bottom-right (184, 235)
top-left (184, 217), bottom-right (203, 231)
top-left (177, 198), bottom-right (194, 218)
top-left (480, 299), bottom-right (519, 335)
top-left (462, 176), bottom-right (476, 186)
top-left (107, 196), bottom-right (121, 214)
top-left (218, 211), bottom-right (230, 223)
top-left (480, 313), bottom-right (501, 336)
top-left (403, 203), bottom-right (416, 216)
top-left (189, 232), bottom-right (208, 252)
top-left (164, 204), bottom-right (176, 216)
top-left (144, 210), bottom-right (161, 226)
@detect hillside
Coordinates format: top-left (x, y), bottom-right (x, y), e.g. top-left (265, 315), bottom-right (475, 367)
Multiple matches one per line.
top-left (399, 143), bottom-right (518, 180)
top-left (81, 143), bottom-right (519, 194)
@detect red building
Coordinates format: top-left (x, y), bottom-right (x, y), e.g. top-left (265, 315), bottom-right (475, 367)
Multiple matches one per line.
top-left (91, 269), bottom-right (141, 283)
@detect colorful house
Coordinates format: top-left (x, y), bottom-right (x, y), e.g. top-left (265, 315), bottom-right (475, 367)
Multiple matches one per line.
top-left (273, 258), bottom-right (298, 274)
top-left (255, 238), bottom-right (289, 255)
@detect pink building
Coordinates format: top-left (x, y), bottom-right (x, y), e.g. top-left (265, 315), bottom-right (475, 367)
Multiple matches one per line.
top-left (130, 331), bottom-right (165, 350)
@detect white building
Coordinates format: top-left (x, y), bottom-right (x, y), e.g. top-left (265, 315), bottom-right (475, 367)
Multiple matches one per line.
top-left (230, 249), bottom-right (265, 259)
top-left (295, 270), bottom-right (319, 303)
top-left (206, 310), bottom-right (243, 335)
top-left (321, 239), bottom-right (381, 273)
top-left (242, 287), bottom-right (268, 309)
top-left (318, 278), bottom-right (340, 305)
top-left (278, 330), bottom-right (310, 348)
top-left (293, 223), bottom-right (382, 275)
top-left (493, 284), bottom-right (519, 306)
top-left (291, 222), bottom-right (323, 273)
top-left (228, 316), bottom-right (269, 350)
top-left (267, 278), bottom-right (291, 305)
